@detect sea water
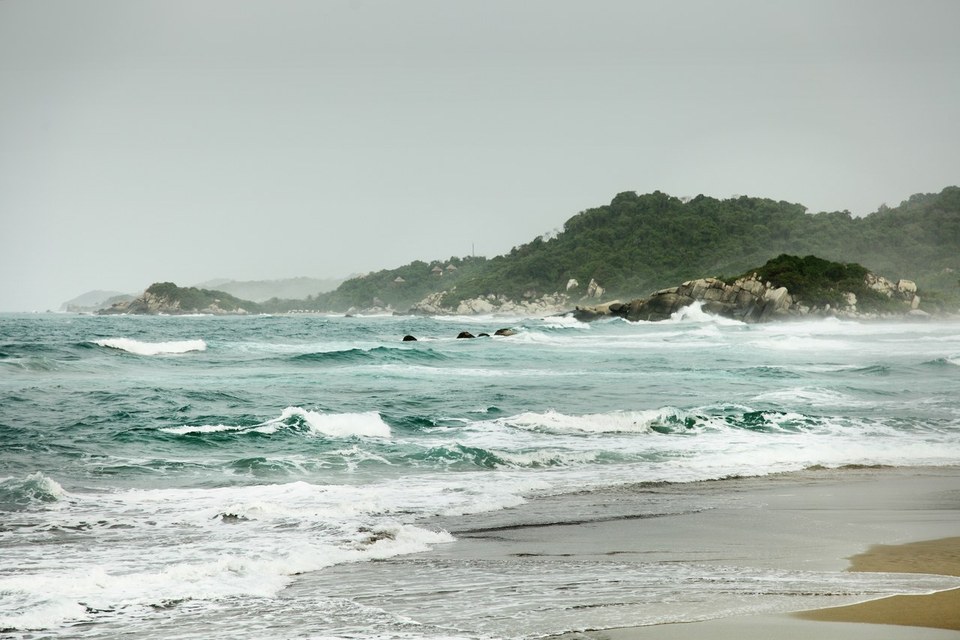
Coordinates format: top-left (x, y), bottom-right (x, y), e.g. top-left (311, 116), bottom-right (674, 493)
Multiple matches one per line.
top-left (1, 308), bottom-right (959, 638)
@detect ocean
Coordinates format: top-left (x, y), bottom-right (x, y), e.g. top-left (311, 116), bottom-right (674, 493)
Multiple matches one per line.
top-left (1, 308), bottom-right (959, 638)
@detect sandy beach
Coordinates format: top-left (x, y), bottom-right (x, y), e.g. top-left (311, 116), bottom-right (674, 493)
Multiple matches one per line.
top-left (530, 467), bottom-right (960, 640)
top-left (794, 536), bottom-right (960, 631)
top-left (411, 466), bottom-right (960, 639)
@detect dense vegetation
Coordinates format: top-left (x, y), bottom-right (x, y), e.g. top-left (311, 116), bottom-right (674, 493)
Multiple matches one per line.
top-left (144, 282), bottom-right (260, 313)
top-left (267, 186), bottom-right (960, 312)
top-left (730, 254), bottom-right (902, 311)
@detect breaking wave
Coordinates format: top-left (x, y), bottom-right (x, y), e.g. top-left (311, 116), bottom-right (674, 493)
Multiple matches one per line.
top-left (94, 338), bottom-right (207, 355)
top-left (0, 472), bottom-right (68, 511)
top-left (162, 407), bottom-right (391, 439)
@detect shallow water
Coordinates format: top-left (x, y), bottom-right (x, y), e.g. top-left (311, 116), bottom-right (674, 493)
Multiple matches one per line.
top-left (1, 309), bottom-right (959, 637)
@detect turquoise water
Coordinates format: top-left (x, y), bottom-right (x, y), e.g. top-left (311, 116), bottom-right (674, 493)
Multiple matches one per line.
top-left (1, 310), bottom-right (959, 637)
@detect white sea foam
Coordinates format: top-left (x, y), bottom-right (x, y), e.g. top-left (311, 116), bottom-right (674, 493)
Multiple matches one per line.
top-left (0, 472), bottom-right (68, 507)
top-left (162, 407), bottom-right (391, 438)
top-left (160, 423), bottom-right (247, 435)
top-left (666, 300), bottom-right (744, 325)
top-left (0, 478), bottom-right (464, 631)
top-left (270, 407), bottom-right (391, 438)
top-left (496, 409), bottom-right (677, 434)
top-left (541, 315), bottom-right (591, 329)
top-left (95, 337), bottom-right (207, 355)
top-left (752, 387), bottom-right (869, 408)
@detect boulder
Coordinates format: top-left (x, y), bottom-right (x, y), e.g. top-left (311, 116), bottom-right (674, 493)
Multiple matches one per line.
top-left (456, 331), bottom-right (476, 339)
top-left (456, 297), bottom-right (495, 315)
top-left (494, 328), bottom-right (517, 336)
top-left (402, 335), bottom-right (417, 342)
top-left (586, 278), bottom-right (604, 299)
top-left (626, 292), bottom-right (693, 322)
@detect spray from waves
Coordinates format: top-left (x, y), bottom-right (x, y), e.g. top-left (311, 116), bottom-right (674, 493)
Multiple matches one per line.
top-left (666, 301), bottom-right (744, 325)
top-left (541, 315), bottom-right (591, 330)
top-left (94, 338), bottom-right (207, 356)
top-left (162, 407), bottom-right (391, 438)
top-left (0, 472), bottom-right (68, 511)
top-left (489, 406), bottom-right (849, 436)
top-left (495, 409), bottom-right (674, 434)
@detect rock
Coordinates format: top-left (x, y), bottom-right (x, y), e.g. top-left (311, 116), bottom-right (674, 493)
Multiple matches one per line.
top-left (402, 335), bottom-right (417, 342)
top-left (478, 333), bottom-right (490, 337)
top-left (494, 328), bottom-right (517, 336)
top-left (586, 278), bottom-right (604, 299)
top-left (626, 292), bottom-right (693, 322)
top-left (456, 297), bottom-right (495, 315)
top-left (408, 292), bottom-right (447, 315)
top-left (897, 279), bottom-right (917, 295)
top-left (759, 286), bottom-right (792, 321)
top-left (566, 278), bottom-right (579, 291)
top-left (572, 300), bottom-right (627, 322)
top-left (456, 331), bottom-right (476, 339)
top-left (411, 290), bottom-right (571, 316)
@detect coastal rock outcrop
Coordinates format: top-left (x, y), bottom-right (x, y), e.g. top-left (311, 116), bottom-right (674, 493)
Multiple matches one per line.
top-left (573, 271), bottom-right (922, 324)
top-left (409, 291), bottom-right (571, 316)
top-left (99, 282), bottom-right (257, 315)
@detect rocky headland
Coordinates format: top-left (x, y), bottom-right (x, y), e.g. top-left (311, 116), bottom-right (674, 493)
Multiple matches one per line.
top-left (99, 282), bottom-right (258, 315)
top-left (572, 270), bottom-right (925, 324)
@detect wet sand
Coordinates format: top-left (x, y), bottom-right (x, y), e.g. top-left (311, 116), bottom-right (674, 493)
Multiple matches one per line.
top-left (544, 467), bottom-right (960, 639)
top-left (795, 537), bottom-right (960, 630)
top-left (302, 466), bottom-right (960, 638)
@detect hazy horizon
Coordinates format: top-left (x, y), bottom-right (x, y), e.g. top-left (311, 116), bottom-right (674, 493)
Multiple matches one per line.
top-left (2, 0), bottom-right (959, 311)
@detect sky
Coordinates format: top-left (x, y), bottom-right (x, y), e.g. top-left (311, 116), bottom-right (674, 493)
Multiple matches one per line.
top-left (1, 0), bottom-right (958, 311)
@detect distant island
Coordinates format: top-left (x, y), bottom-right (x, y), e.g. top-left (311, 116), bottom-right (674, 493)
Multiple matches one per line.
top-left (96, 187), bottom-right (959, 318)
top-left (68, 276), bottom-right (342, 313)
top-left (99, 282), bottom-right (261, 315)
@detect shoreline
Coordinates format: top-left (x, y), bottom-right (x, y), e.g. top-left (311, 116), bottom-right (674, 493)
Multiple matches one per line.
top-left (793, 537), bottom-right (960, 631)
top-left (413, 466), bottom-right (960, 638)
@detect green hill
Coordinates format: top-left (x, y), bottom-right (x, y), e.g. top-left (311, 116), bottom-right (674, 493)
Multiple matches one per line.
top-left (100, 282), bottom-right (260, 315)
top-left (271, 186), bottom-right (960, 313)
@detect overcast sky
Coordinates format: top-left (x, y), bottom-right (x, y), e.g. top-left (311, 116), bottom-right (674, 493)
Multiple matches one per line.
top-left (1, 0), bottom-right (958, 311)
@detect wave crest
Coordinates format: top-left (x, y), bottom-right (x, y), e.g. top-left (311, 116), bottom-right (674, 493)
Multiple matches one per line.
top-left (493, 407), bottom-right (823, 436)
top-left (94, 338), bottom-right (207, 356)
top-left (496, 409), bottom-right (677, 434)
top-left (163, 407), bottom-right (391, 439)
top-left (290, 345), bottom-right (446, 365)
top-left (0, 472), bottom-right (67, 511)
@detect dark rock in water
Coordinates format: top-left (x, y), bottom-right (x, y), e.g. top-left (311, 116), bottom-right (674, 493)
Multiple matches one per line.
top-left (478, 333), bottom-right (490, 337)
top-left (456, 331), bottom-right (476, 339)
top-left (402, 335), bottom-right (418, 342)
top-left (494, 328), bottom-right (517, 336)
top-left (217, 513), bottom-right (250, 524)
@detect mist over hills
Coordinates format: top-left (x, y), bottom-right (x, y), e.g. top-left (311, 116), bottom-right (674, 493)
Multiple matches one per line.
top-left (60, 290), bottom-right (135, 312)
top-left (298, 186), bottom-right (960, 313)
top-left (68, 187), bottom-right (960, 315)
top-left (62, 276), bottom-right (344, 312)
top-left (191, 276), bottom-right (344, 303)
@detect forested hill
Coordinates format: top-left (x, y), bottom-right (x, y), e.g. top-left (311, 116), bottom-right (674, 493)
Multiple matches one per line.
top-left (296, 187), bottom-right (960, 312)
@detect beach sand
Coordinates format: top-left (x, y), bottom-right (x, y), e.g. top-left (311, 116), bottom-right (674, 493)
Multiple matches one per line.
top-left (427, 466), bottom-right (960, 639)
top-left (794, 536), bottom-right (960, 631)
top-left (571, 537), bottom-right (960, 640)
top-left (300, 466), bottom-right (960, 638)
